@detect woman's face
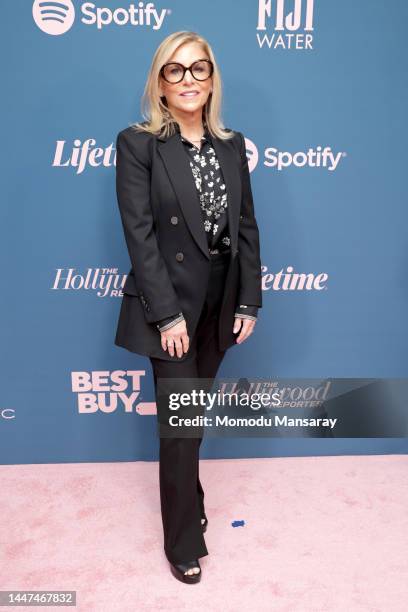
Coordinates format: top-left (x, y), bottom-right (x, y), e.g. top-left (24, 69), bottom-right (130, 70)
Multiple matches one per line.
top-left (159, 42), bottom-right (213, 119)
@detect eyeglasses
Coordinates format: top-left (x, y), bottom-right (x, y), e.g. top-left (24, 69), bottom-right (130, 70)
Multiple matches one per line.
top-left (160, 59), bottom-right (214, 84)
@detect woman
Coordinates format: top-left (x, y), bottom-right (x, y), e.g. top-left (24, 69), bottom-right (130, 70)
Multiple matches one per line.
top-left (114, 31), bottom-right (262, 583)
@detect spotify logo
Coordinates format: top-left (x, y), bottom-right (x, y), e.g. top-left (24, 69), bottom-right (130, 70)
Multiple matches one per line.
top-left (32, 0), bottom-right (75, 35)
top-left (32, 1), bottom-right (168, 34)
top-left (244, 137), bottom-right (259, 173)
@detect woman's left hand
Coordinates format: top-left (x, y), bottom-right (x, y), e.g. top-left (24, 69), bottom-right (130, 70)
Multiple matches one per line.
top-left (233, 317), bottom-right (256, 344)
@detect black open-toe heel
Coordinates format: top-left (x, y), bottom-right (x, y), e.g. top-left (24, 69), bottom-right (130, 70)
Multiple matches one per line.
top-left (169, 559), bottom-right (201, 584)
top-left (201, 515), bottom-right (208, 533)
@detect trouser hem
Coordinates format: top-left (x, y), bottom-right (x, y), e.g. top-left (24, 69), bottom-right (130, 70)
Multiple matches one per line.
top-left (165, 548), bottom-right (209, 565)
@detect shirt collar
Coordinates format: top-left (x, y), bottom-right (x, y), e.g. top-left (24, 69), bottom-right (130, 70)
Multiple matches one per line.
top-left (174, 121), bottom-right (211, 146)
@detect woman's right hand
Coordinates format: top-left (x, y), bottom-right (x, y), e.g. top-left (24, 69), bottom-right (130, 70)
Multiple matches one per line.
top-left (160, 320), bottom-right (190, 358)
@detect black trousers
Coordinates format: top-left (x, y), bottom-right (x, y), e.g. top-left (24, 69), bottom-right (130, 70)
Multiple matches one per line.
top-left (149, 251), bottom-right (230, 564)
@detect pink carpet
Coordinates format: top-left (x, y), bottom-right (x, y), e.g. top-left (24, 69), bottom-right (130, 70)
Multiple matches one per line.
top-left (1, 455), bottom-right (407, 611)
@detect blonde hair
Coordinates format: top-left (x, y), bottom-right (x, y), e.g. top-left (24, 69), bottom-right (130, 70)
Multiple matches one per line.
top-left (130, 31), bottom-right (234, 141)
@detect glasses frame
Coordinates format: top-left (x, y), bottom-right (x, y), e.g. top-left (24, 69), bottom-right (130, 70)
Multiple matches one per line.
top-left (160, 59), bottom-right (214, 84)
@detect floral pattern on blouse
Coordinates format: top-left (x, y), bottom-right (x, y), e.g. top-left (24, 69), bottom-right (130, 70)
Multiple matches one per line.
top-left (180, 128), bottom-right (231, 250)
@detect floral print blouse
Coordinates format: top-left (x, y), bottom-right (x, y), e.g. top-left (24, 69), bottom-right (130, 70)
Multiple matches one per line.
top-left (156, 122), bottom-right (258, 332)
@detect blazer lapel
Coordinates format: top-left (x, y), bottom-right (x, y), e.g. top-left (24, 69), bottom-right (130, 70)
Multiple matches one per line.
top-left (212, 136), bottom-right (241, 255)
top-left (157, 129), bottom-right (241, 259)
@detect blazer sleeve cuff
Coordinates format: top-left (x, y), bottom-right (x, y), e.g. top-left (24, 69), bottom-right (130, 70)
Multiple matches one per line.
top-left (234, 304), bottom-right (258, 320)
top-left (156, 312), bottom-right (185, 332)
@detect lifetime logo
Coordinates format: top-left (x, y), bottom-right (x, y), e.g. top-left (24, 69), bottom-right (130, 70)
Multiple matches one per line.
top-left (32, 1), bottom-right (168, 35)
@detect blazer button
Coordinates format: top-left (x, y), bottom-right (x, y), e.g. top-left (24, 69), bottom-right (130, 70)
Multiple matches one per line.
top-left (239, 214), bottom-right (244, 220)
top-left (175, 252), bottom-right (184, 262)
top-left (170, 216), bottom-right (178, 225)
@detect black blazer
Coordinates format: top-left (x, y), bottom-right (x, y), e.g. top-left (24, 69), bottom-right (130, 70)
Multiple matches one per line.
top-left (114, 123), bottom-right (262, 361)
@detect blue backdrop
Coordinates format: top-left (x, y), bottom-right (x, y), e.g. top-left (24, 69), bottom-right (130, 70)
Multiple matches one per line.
top-left (2, 0), bottom-right (408, 463)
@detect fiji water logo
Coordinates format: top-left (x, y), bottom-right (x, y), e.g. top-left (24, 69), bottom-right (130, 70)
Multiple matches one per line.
top-left (33, 1), bottom-right (168, 34)
top-left (257, 0), bottom-right (315, 50)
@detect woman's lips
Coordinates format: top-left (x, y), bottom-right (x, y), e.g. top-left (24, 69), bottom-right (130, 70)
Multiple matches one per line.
top-left (180, 91), bottom-right (199, 97)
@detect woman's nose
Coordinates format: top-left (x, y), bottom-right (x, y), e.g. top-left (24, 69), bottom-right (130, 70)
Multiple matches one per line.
top-left (183, 69), bottom-right (194, 84)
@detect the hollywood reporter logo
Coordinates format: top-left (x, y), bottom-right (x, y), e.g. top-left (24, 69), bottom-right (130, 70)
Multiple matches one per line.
top-left (52, 268), bottom-right (126, 297)
top-left (71, 370), bottom-right (156, 414)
